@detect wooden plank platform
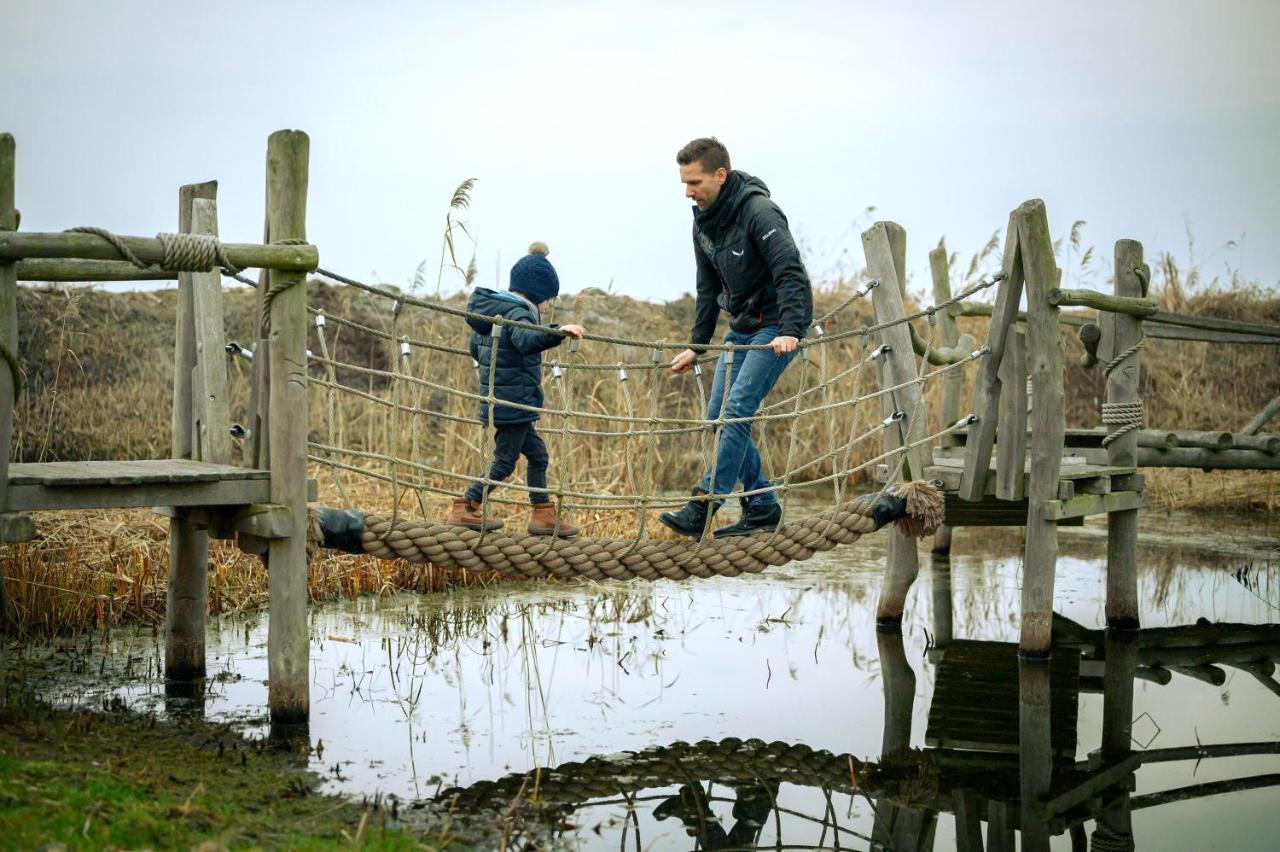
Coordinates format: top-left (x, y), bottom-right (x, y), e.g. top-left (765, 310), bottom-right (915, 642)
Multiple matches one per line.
top-left (5, 460), bottom-right (314, 512)
top-left (926, 640), bottom-right (1080, 756)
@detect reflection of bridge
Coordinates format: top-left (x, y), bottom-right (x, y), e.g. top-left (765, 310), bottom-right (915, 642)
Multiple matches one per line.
top-left (434, 621), bottom-right (1280, 851)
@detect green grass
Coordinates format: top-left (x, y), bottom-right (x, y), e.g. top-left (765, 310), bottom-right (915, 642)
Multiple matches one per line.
top-left (0, 703), bottom-right (448, 850)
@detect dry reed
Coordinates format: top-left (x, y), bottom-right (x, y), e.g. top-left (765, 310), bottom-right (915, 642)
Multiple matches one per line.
top-left (2, 235), bottom-right (1276, 636)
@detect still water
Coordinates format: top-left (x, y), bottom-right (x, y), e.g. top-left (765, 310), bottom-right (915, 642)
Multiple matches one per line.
top-left (38, 509), bottom-right (1280, 849)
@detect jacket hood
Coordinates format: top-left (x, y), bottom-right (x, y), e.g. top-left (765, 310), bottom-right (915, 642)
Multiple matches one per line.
top-left (694, 170), bottom-right (770, 237)
top-left (466, 287), bottom-right (535, 335)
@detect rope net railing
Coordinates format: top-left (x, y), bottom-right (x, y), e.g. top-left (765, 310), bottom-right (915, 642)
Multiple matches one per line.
top-left (219, 262), bottom-right (997, 570)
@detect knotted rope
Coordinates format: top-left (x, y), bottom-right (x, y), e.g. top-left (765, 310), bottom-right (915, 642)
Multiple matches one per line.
top-left (1090, 821), bottom-right (1135, 852)
top-left (65, 227), bottom-right (242, 273)
top-left (313, 481), bottom-right (944, 582)
top-left (1101, 338), bottom-right (1146, 448)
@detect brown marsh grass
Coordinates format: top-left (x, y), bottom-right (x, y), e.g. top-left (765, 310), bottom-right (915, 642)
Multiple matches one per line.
top-left (2, 238), bottom-right (1277, 635)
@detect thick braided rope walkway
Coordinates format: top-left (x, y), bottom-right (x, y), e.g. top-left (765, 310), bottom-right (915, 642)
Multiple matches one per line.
top-left (314, 482), bottom-right (944, 582)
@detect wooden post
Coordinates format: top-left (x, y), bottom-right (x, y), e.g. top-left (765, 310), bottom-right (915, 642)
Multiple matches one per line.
top-left (0, 133), bottom-right (15, 645)
top-left (863, 222), bottom-right (930, 623)
top-left (930, 240), bottom-right (958, 555)
top-left (189, 198), bottom-right (232, 465)
top-left (958, 213), bottom-right (1025, 501)
top-left (995, 325), bottom-right (1028, 501)
top-left (265, 130), bottom-right (311, 725)
top-left (165, 180), bottom-right (216, 683)
top-left (1018, 199), bottom-right (1065, 658)
top-left (1106, 240), bottom-right (1145, 630)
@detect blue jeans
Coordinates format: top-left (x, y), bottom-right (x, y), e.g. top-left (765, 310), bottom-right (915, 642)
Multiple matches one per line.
top-left (697, 325), bottom-right (798, 507)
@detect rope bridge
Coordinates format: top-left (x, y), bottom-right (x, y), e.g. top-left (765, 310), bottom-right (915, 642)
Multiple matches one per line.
top-left (226, 258), bottom-right (999, 577)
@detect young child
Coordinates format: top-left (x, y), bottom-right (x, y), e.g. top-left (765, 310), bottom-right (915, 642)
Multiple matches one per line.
top-left (447, 242), bottom-right (585, 536)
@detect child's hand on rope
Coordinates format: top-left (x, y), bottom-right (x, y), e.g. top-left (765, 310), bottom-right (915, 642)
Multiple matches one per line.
top-left (560, 324), bottom-right (585, 339)
top-left (770, 335), bottom-right (799, 355)
top-left (670, 348), bottom-right (698, 374)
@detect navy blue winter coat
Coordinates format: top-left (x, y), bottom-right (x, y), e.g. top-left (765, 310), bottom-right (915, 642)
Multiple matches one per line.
top-left (466, 288), bottom-right (565, 426)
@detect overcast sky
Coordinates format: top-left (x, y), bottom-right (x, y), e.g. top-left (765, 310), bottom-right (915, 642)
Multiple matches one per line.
top-left (3, 0), bottom-right (1277, 303)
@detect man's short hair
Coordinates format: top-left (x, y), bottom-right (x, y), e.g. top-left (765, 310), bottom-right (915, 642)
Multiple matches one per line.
top-left (676, 137), bottom-right (731, 174)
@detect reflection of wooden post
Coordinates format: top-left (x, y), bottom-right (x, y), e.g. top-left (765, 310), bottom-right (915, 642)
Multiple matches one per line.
top-left (864, 222), bottom-right (930, 623)
top-left (1106, 240), bottom-right (1146, 630)
top-left (165, 181), bottom-right (216, 682)
top-left (873, 627), bottom-right (937, 850)
top-left (930, 554), bottom-right (953, 648)
top-left (1095, 632), bottom-right (1137, 848)
top-left (265, 130), bottom-right (311, 724)
top-left (1018, 661), bottom-right (1053, 852)
top-left (1018, 201), bottom-right (1065, 658)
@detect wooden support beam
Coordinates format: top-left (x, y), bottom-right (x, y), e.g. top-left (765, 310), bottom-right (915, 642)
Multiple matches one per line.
top-left (0, 230), bottom-right (317, 271)
top-left (958, 302), bottom-right (1280, 345)
top-left (995, 325), bottom-right (1027, 501)
top-left (1135, 446), bottom-right (1280, 470)
top-left (0, 133), bottom-right (18, 527)
top-left (264, 129), bottom-right (312, 725)
top-left (959, 213), bottom-right (1023, 501)
top-left (1043, 490), bottom-right (1145, 520)
top-left (1049, 287), bottom-right (1158, 317)
top-left (1242, 393), bottom-right (1280, 436)
top-left (16, 258), bottom-right (179, 281)
top-left (952, 788), bottom-right (985, 852)
top-left (155, 503), bottom-right (296, 540)
top-left (166, 180), bottom-right (217, 684)
top-left (1018, 199), bottom-right (1065, 658)
top-left (1231, 433), bottom-right (1280, 454)
top-left (1168, 663), bottom-right (1227, 686)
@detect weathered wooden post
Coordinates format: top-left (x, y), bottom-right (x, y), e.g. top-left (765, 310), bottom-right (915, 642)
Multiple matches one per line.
top-left (1105, 241), bottom-right (1146, 630)
top-left (165, 181), bottom-right (218, 683)
top-left (958, 213), bottom-right (1025, 501)
top-left (1018, 200), bottom-right (1065, 658)
top-left (995, 325), bottom-right (1028, 501)
top-left (863, 222), bottom-right (932, 623)
top-left (0, 133), bottom-right (14, 650)
top-left (929, 240), bottom-right (959, 556)
top-left (264, 130), bottom-right (311, 724)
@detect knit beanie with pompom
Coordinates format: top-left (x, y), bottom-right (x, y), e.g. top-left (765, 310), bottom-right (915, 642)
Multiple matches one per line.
top-left (509, 242), bottom-right (560, 304)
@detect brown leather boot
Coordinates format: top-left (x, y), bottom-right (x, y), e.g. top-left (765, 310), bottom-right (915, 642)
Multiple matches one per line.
top-left (527, 502), bottom-right (578, 537)
top-left (447, 498), bottom-right (504, 532)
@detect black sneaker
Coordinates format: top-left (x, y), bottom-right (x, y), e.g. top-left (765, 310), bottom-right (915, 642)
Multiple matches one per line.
top-left (714, 501), bottom-right (782, 538)
top-left (658, 491), bottom-right (719, 537)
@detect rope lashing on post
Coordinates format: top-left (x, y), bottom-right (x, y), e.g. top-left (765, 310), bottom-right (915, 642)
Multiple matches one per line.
top-left (1101, 337), bottom-right (1146, 448)
top-left (65, 227), bottom-right (244, 273)
top-left (1090, 822), bottom-right (1136, 852)
top-left (310, 481), bottom-right (944, 582)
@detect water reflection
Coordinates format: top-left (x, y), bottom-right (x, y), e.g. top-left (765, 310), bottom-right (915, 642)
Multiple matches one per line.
top-left (21, 510), bottom-right (1280, 849)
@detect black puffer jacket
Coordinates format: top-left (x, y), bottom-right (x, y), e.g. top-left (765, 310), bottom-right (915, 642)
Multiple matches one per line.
top-left (466, 288), bottom-right (565, 425)
top-left (689, 170), bottom-right (813, 346)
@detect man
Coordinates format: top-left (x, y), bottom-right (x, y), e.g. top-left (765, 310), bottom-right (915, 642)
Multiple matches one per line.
top-left (660, 137), bottom-right (813, 538)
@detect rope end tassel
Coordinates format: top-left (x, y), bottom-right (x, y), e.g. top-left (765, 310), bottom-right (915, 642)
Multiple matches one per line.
top-left (883, 480), bottom-right (945, 538)
top-left (306, 481), bottom-right (946, 579)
